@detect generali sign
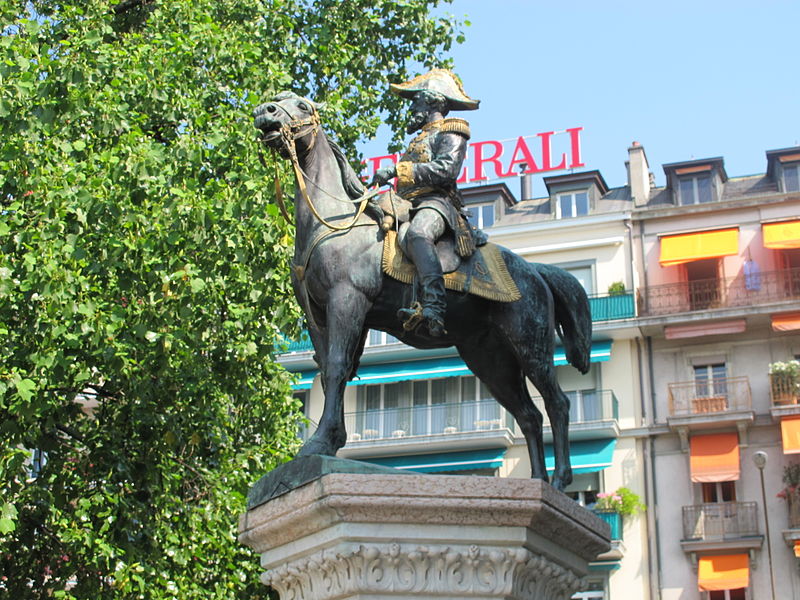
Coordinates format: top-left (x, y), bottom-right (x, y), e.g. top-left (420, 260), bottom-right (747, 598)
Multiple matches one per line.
top-left (363, 127), bottom-right (584, 184)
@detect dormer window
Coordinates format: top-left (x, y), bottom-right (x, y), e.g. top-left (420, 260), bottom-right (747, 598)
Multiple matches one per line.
top-left (784, 162), bottom-right (800, 192)
top-left (765, 147), bottom-right (800, 193)
top-left (543, 170), bottom-right (608, 221)
top-left (557, 191), bottom-right (589, 218)
top-left (466, 202), bottom-right (495, 228)
top-left (663, 159), bottom-right (726, 206)
top-left (679, 173), bottom-right (713, 205)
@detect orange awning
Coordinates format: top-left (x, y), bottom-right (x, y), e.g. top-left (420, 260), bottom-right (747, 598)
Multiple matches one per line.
top-left (698, 554), bottom-right (749, 592)
top-left (772, 312), bottom-right (800, 332)
top-left (782, 417), bottom-right (800, 454)
top-left (763, 221), bottom-right (800, 250)
top-left (690, 432), bottom-right (740, 482)
top-left (660, 229), bottom-right (739, 267)
top-left (795, 541), bottom-right (800, 558)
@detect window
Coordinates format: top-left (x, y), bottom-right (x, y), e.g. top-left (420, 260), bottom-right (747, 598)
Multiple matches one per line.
top-left (556, 191), bottom-right (589, 218)
top-left (366, 329), bottom-right (399, 347)
top-left (679, 174), bottom-right (713, 205)
top-left (466, 203), bottom-right (495, 229)
top-left (708, 589), bottom-right (746, 600)
top-left (685, 258), bottom-right (720, 310)
top-left (355, 375), bottom-right (505, 439)
top-left (566, 490), bottom-right (599, 508)
top-left (784, 163), bottom-right (800, 192)
top-left (702, 481), bottom-right (736, 503)
top-left (694, 363), bottom-right (727, 398)
top-left (562, 264), bottom-right (594, 294)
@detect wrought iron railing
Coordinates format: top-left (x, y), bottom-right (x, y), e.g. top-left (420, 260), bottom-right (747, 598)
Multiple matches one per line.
top-left (588, 292), bottom-right (635, 321)
top-left (344, 399), bottom-right (515, 442)
top-left (533, 389), bottom-right (619, 427)
top-left (770, 373), bottom-right (800, 406)
top-left (638, 267), bottom-right (800, 316)
top-left (682, 502), bottom-right (759, 541)
top-left (667, 376), bottom-right (751, 417)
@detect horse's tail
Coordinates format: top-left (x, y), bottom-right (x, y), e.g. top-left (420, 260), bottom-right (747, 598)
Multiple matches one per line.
top-left (534, 263), bottom-right (592, 374)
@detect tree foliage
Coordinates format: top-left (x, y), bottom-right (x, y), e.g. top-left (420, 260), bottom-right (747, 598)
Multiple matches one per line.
top-left (0, 1), bottom-right (462, 597)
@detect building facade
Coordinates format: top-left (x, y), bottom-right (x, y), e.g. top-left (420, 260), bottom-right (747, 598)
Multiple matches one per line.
top-left (277, 143), bottom-right (800, 600)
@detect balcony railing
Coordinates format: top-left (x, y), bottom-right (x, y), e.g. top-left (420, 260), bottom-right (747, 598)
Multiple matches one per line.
top-left (594, 510), bottom-right (622, 541)
top-left (533, 389), bottom-right (619, 427)
top-left (682, 502), bottom-right (759, 541)
top-left (668, 376), bottom-right (751, 417)
top-left (344, 399), bottom-right (514, 442)
top-left (588, 292), bottom-right (635, 321)
top-left (770, 373), bottom-right (800, 406)
top-left (638, 267), bottom-right (800, 317)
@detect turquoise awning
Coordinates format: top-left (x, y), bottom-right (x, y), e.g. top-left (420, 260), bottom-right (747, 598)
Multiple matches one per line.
top-left (347, 356), bottom-right (472, 386)
top-left (291, 341), bottom-right (613, 389)
top-left (359, 448), bottom-right (506, 473)
top-left (554, 340), bottom-right (612, 366)
top-left (545, 438), bottom-right (616, 474)
top-left (291, 370), bottom-right (318, 390)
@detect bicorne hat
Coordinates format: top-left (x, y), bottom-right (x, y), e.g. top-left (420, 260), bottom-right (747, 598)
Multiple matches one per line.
top-left (389, 68), bottom-right (479, 111)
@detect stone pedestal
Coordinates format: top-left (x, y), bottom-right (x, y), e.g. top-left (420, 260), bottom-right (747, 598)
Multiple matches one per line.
top-left (239, 457), bottom-right (610, 600)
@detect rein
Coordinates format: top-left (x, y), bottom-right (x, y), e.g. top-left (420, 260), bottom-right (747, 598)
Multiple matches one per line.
top-left (274, 108), bottom-right (377, 231)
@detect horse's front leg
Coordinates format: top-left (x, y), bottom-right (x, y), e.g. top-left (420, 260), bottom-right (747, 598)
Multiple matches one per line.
top-left (297, 286), bottom-right (369, 457)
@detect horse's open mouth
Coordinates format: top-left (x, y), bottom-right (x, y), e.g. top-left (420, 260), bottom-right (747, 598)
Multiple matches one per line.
top-left (260, 130), bottom-right (281, 143)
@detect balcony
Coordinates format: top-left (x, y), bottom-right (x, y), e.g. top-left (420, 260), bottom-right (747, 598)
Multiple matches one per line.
top-left (533, 389), bottom-right (619, 441)
top-left (666, 376), bottom-right (754, 437)
top-left (638, 266), bottom-right (800, 317)
top-left (769, 372), bottom-right (800, 421)
top-left (341, 399), bottom-right (516, 454)
top-left (588, 292), bottom-right (635, 322)
top-left (681, 502), bottom-right (763, 554)
top-left (592, 510), bottom-right (625, 564)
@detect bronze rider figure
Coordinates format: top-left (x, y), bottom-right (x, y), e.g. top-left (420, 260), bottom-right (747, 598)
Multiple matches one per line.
top-left (371, 69), bottom-right (481, 337)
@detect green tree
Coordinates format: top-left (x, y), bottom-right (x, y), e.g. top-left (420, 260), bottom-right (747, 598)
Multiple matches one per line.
top-left (0, 1), bottom-right (462, 597)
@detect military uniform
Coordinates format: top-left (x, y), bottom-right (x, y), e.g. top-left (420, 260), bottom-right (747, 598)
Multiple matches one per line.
top-left (379, 69), bottom-right (480, 336)
top-left (395, 117), bottom-right (471, 233)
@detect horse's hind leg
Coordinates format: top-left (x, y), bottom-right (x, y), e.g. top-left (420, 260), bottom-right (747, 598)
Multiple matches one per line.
top-left (525, 361), bottom-right (573, 490)
top-left (457, 337), bottom-right (548, 481)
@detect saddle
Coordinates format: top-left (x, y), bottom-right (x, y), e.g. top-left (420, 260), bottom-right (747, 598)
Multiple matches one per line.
top-left (375, 190), bottom-right (521, 303)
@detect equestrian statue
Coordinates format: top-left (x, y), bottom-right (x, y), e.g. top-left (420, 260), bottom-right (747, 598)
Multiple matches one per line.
top-left (253, 69), bottom-right (591, 490)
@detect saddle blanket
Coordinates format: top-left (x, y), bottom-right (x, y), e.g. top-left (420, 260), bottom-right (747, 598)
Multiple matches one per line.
top-left (381, 230), bottom-right (521, 303)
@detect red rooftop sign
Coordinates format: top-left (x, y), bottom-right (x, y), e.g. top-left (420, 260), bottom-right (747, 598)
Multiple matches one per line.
top-left (363, 127), bottom-right (585, 184)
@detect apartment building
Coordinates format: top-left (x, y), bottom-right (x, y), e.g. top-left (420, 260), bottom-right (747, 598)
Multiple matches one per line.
top-left (277, 143), bottom-right (800, 599)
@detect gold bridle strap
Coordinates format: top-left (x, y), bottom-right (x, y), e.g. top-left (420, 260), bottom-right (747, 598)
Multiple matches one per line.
top-left (278, 108), bottom-right (376, 232)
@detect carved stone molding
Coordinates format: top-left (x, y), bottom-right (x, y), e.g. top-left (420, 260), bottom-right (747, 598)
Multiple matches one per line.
top-left (264, 542), bottom-right (585, 600)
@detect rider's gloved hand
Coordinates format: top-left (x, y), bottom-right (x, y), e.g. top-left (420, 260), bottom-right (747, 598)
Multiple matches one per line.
top-left (371, 165), bottom-right (397, 187)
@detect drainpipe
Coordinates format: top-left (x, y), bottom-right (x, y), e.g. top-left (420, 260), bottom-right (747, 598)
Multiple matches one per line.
top-left (646, 336), bottom-right (663, 600)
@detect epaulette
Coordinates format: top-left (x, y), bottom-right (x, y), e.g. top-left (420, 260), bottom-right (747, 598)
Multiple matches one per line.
top-left (438, 117), bottom-right (471, 139)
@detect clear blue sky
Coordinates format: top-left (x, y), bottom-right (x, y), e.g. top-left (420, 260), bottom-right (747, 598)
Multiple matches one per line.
top-left (359, 0), bottom-right (800, 199)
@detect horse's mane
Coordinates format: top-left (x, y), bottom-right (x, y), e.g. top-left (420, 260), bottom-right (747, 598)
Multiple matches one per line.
top-left (328, 139), bottom-right (366, 200)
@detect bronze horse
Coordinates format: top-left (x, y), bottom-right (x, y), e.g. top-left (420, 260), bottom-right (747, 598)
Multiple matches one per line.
top-left (254, 92), bottom-right (591, 490)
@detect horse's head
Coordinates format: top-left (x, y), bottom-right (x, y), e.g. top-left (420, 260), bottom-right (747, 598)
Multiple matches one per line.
top-left (253, 92), bottom-right (322, 157)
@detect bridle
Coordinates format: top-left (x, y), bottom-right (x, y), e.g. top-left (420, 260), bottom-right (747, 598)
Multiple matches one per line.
top-left (262, 99), bottom-right (376, 232)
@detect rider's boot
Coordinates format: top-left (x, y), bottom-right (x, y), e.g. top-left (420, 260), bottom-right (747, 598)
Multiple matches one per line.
top-left (397, 235), bottom-right (446, 336)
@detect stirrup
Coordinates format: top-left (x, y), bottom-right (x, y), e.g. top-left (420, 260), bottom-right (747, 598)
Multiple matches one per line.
top-left (398, 301), bottom-right (425, 332)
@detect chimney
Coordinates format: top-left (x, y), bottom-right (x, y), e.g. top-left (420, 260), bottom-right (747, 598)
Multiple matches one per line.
top-left (519, 163), bottom-right (532, 201)
top-left (628, 141), bottom-right (651, 207)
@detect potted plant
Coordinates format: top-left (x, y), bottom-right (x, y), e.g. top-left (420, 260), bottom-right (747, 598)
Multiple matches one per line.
top-left (777, 462), bottom-right (800, 528)
top-left (607, 281), bottom-right (626, 296)
top-left (595, 487), bottom-right (646, 517)
top-left (769, 360), bottom-right (800, 405)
